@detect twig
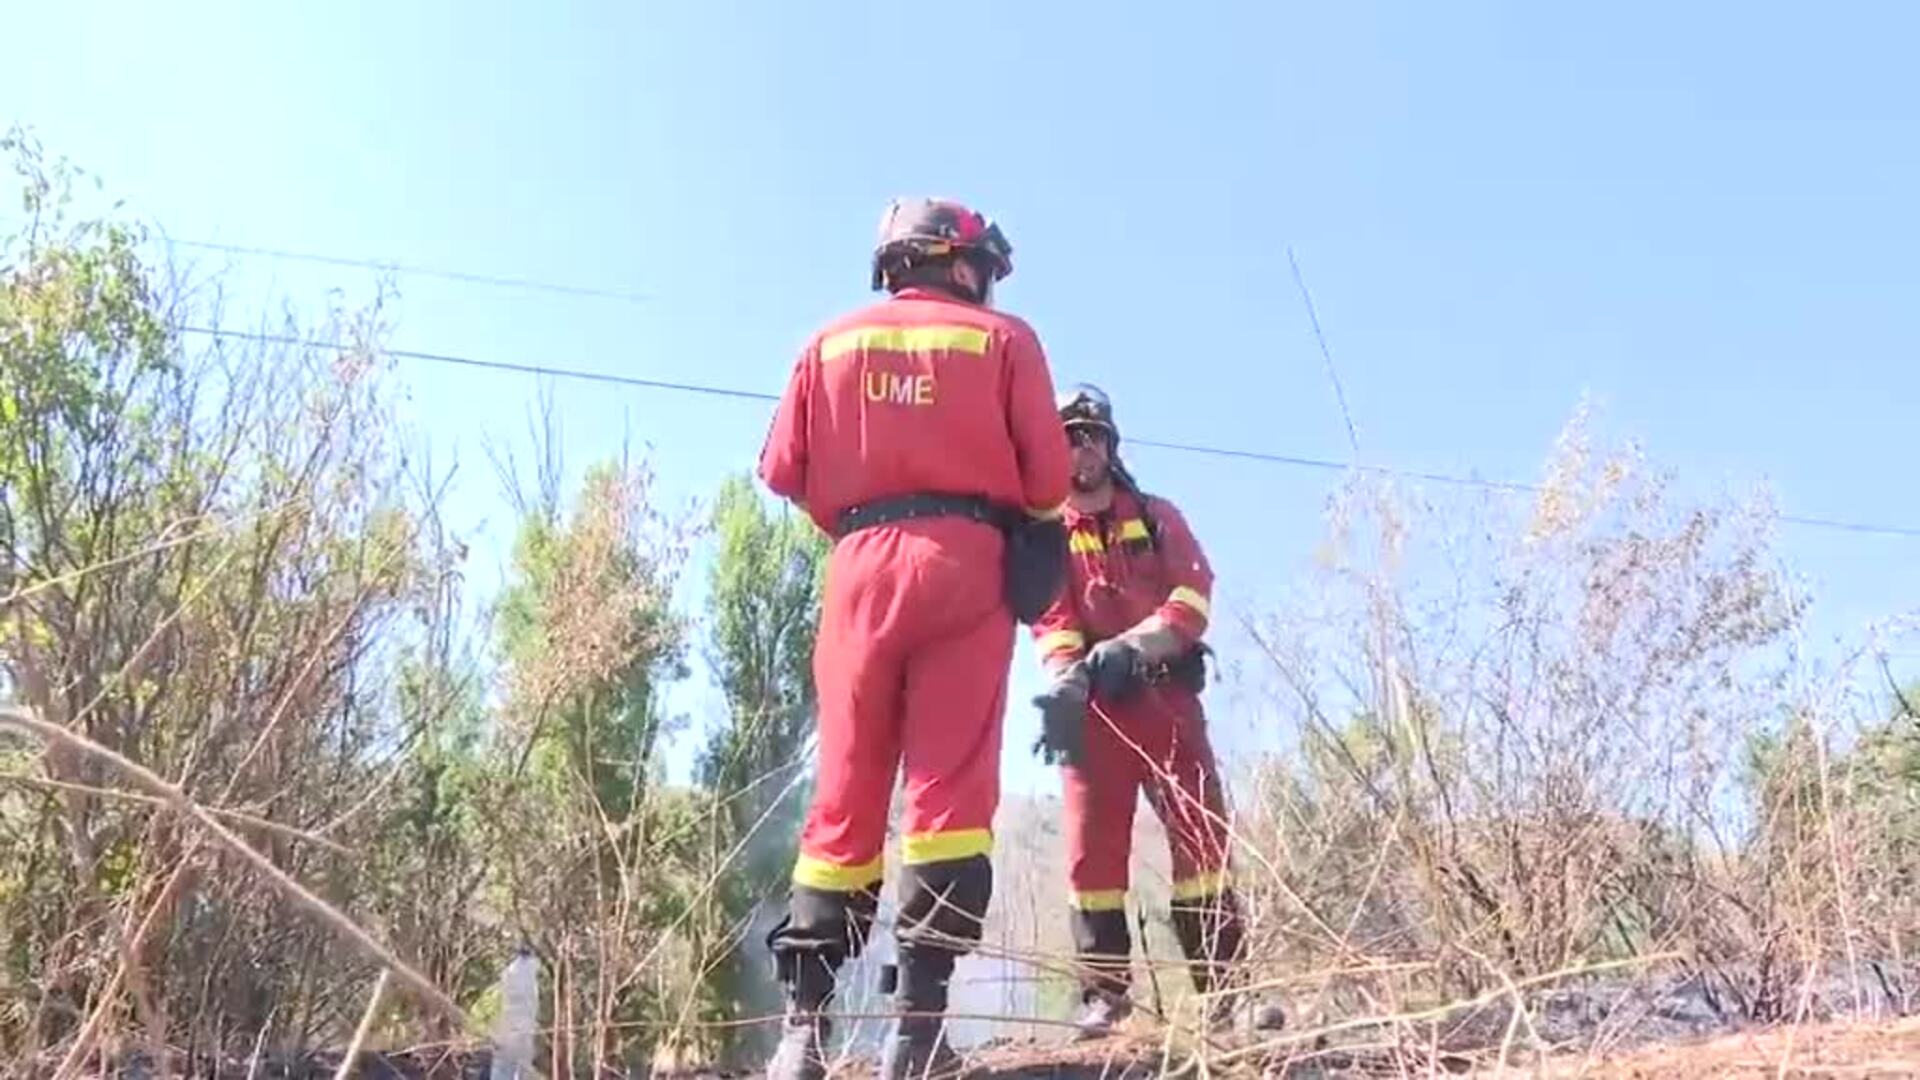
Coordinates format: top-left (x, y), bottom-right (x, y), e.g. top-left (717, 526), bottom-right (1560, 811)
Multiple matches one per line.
top-left (53, 856), bottom-right (198, 1080)
top-left (0, 501), bottom-right (294, 609)
top-left (245, 1013), bottom-right (276, 1080)
top-left (1139, 907), bottom-right (1166, 1022)
top-left (1209, 952), bottom-right (1683, 1068)
top-left (0, 706), bottom-right (474, 1033)
top-left (331, 970), bottom-right (392, 1080)
top-left (0, 771), bottom-right (352, 854)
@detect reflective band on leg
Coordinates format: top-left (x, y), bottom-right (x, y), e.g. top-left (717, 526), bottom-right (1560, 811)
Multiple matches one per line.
top-left (1070, 889), bottom-right (1128, 912)
top-left (901, 828), bottom-right (993, 865)
top-left (792, 852), bottom-right (886, 892)
top-left (1171, 871), bottom-right (1226, 902)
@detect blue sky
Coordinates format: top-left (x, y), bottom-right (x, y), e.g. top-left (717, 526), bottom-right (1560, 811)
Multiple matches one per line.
top-left (5, 1), bottom-right (1917, 795)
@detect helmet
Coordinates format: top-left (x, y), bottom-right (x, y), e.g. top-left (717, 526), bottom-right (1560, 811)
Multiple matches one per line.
top-left (871, 197), bottom-right (1014, 292)
top-left (1058, 383), bottom-right (1117, 442)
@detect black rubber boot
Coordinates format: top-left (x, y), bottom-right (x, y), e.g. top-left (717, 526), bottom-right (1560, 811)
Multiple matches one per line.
top-left (1173, 890), bottom-right (1285, 1034)
top-left (766, 953), bottom-right (837, 1080)
top-left (1067, 906), bottom-right (1133, 1040)
top-left (880, 948), bottom-right (966, 1080)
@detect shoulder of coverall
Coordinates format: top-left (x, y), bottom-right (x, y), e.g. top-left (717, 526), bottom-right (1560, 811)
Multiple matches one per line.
top-left (886, 287), bottom-right (1042, 342)
top-left (808, 287), bottom-right (1032, 348)
top-left (1064, 485), bottom-right (1151, 526)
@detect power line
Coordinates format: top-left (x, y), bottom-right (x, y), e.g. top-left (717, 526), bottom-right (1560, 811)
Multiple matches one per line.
top-left (1289, 246), bottom-right (1362, 459)
top-left (181, 326), bottom-right (771, 403)
top-left (166, 238), bottom-right (651, 306)
top-left (175, 325), bottom-right (1920, 540)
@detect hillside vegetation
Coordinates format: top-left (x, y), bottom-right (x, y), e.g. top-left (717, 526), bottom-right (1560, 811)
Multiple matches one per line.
top-left (3, 133), bottom-right (1917, 1078)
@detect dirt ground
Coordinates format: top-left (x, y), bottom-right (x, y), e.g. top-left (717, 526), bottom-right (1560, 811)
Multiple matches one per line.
top-left (66, 1008), bottom-right (1920, 1077)
top-left (1540, 1017), bottom-right (1920, 1078)
top-left (843, 1014), bottom-right (1920, 1079)
top-left (945, 1019), bottom-right (1920, 1078)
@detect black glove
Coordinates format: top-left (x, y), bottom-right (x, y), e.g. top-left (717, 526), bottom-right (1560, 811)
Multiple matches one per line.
top-left (1031, 670), bottom-right (1088, 768)
top-left (1085, 638), bottom-right (1144, 702)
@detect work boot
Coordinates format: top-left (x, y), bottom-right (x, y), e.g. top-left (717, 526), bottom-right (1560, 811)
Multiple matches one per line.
top-left (1204, 990), bottom-right (1287, 1033)
top-left (1072, 989), bottom-right (1133, 1041)
top-left (880, 1015), bottom-right (965, 1080)
top-left (766, 954), bottom-right (836, 1080)
top-left (883, 947), bottom-right (967, 1080)
top-left (767, 1010), bottom-right (831, 1080)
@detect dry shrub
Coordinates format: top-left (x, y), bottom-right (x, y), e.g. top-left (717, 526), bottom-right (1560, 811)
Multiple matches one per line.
top-left (0, 135), bottom-right (757, 1078)
top-left (1229, 403), bottom-right (1917, 1060)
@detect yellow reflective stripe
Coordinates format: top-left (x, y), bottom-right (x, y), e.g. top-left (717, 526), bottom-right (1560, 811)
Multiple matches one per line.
top-left (820, 325), bottom-right (991, 362)
top-left (1071, 889), bottom-right (1128, 912)
top-left (1171, 871), bottom-right (1226, 901)
top-left (1168, 586), bottom-right (1212, 620)
top-left (902, 828), bottom-right (993, 865)
top-left (792, 852), bottom-right (885, 892)
top-left (1070, 520), bottom-right (1147, 554)
top-left (1037, 630), bottom-right (1085, 656)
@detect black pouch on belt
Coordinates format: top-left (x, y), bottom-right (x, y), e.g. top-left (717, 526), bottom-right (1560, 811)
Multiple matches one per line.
top-left (1002, 516), bottom-right (1068, 624)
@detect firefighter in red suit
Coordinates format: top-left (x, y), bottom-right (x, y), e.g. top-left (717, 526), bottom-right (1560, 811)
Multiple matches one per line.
top-left (758, 198), bottom-right (1072, 1080)
top-left (1029, 384), bottom-right (1286, 1039)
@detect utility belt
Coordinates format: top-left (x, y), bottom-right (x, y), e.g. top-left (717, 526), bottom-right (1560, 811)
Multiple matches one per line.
top-left (835, 492), bottom-right (1067, 625)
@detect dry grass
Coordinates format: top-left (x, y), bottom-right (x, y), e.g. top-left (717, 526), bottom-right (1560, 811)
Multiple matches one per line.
top-left (6, 135), bottom-right (1920, 1079)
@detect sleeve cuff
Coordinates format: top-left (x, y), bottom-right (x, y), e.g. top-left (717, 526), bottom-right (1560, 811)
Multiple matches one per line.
top-left (1162, 586), bottom-right (1210, 634)
top-left (1036, 628), bottom-right (1086, 667)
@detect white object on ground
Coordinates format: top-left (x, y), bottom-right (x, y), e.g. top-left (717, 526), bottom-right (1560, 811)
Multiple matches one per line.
top-left (490, 947), bottom-right (539, 1080)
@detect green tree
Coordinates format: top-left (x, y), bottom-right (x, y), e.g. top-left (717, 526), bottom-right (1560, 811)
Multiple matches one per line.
top-left (483, 459), bottom-right (702, 1069)
top-left (691, 474), bottom-right (827, 1064)
top-left (0, 130), bottom-right (445, 1063)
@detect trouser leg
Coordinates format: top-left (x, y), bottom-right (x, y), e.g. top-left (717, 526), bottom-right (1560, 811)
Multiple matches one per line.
top-left (1142, 692), bottom-right (1243, 994)
top-left (1063, 699), bottom-right (1142, 1000)
top-left (885, 584), bottom-right (1013, 1077)
top-left (767, 544), bottom-right (902, 1076)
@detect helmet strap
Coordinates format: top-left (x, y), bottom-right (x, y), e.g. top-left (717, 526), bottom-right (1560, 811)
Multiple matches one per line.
top-left (949, 252), bottom-right (994, 304)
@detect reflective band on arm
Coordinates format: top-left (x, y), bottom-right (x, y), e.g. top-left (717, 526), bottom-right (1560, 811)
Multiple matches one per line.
top-left (792, 852), bottom-right (886, 892)
top-left (902, 827), bottom-right (993, 865)
top-left (821, 325), bottom-right (991, 362)
top-left (1168, 586), bottom-right (1212, 620)
top-left (1037, 630), bottom-right (1085, 656)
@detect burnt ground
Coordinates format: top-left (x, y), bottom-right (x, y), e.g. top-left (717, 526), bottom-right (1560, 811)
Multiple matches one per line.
top-left (48, 967), bottom-right (1920, 1078)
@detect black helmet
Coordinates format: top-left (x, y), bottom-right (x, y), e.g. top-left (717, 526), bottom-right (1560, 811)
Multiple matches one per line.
top-left (871, 197), bottom-right (1014, 292)
top-left (1058, 383), bottom-right (1117, 442)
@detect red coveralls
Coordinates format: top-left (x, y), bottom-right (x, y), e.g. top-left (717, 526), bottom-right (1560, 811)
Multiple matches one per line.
top-left (1032, 489), bottom-right (1244, 998)
top-left (760, 286), bottom-right (1071, 978)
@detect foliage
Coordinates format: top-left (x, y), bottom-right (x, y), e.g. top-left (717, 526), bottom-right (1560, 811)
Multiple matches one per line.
top-left (1, 128), bottom-right (436, 1062)
top-left (687, 473), bottom-right (827, 1065)
top-left (1239, 405), bottom-right (1824, 1010)
top-left (7, 128), bottom-right (1920, 1076)
top-left (0, 132), bottom-right (730, 1074)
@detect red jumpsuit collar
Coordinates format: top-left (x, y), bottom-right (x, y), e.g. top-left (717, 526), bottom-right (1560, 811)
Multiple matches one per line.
top-left (1067, 486), bottom-right (1141, 524)
top-left (889, 286), bottom-right (981, 306)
